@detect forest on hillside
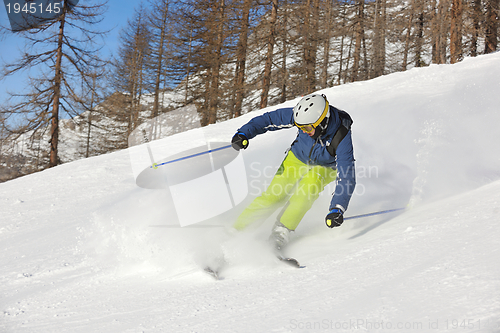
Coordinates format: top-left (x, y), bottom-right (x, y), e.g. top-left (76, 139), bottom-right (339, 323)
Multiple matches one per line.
top-left (0, 0), bottom-right (499, 181)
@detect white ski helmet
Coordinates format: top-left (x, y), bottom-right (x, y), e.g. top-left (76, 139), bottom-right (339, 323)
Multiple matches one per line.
top-left (293, 94), bottom-right (330, 132)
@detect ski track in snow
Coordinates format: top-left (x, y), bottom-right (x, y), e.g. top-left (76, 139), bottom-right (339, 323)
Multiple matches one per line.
top-left (1, 53), bottom-right (500, 332)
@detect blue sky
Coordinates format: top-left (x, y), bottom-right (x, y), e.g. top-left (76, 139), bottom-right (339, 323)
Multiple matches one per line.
top-left (0, 0), bottom-right (140, 104)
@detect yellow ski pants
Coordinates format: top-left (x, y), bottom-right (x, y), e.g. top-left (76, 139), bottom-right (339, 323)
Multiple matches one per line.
top-left (233, 151), bottom-right (337, 231)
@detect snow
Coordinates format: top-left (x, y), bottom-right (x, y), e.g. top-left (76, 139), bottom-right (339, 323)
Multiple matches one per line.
top-left (1, 53), bottom-right (500, 332)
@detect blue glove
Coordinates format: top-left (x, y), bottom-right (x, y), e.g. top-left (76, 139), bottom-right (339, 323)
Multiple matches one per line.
top-left (231, 132), bottom-right (249, 151)
top-left (325, 208), bottom-right (343, 228)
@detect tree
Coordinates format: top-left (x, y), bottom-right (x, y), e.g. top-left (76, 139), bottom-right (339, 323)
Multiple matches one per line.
top-left (302, 0), bottom-right (320, 93)
top-left (277, 0), bottom-right (289, 102)
top-left (414, 0), bottom-right (426, 67)
top-left (335, 1), bottom-right (351, 85)
top-left (484, 0), bottom-right (499, 53)
top-left (450, 0), bottom-right (464, 63)
top-left (167, 7), bottom-right (195, 105)
top-left (148, 0), bottom-right (173, 118)
top-left (0, 113), bottom-right (6, 173)
top-left (320, 0), bottom-right (332, 89)
top-left (174, 0), bottom-right (234, 125)
top-left (351, 0), bottom-right (365, 82)
top-left (205, 0), bottom-right (227, 124)
top-left (78, 69), bottom-right (107, 158)
top-left (402, 0), bottom-right (416, 70)
top-left (111, 4), bottom-right (151, 138)
top-left (431, 0), bottom-right (449, 64)
top-left (0, 1), bottom-right (108, 168)
top-left (260, 0), bottom-right (278, 109)
top-left (233, 0), bottom-right (252, 117)
top-left (372, 0), bottom-right (387, 77)
top-left (470, 0), bottom-right (482, 57)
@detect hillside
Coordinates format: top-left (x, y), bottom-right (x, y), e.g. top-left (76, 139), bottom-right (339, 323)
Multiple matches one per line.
top-left (1, 52), bottom-right (500, 332)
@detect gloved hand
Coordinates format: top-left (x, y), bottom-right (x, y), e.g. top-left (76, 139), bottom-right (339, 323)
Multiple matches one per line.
top-left (231, 132), bottom-right (249, 151)
top-left (325, 208), bottom-right (343, 228)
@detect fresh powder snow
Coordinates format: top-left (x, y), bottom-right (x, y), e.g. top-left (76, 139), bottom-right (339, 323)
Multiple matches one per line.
top-left (1, 53), bottom-right (500, 332)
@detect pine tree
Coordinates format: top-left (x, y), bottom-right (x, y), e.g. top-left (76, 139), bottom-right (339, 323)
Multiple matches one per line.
top-left (484, 0), bottom-right (499, 53)
top-left (450, 0), bottom-right (464, 63)
top-left (174, 0), bottom-right (234, 125)
top-left (413, 0), bottom-right (425, 67)
top-left (233, 0), bottom-right (252, 117)
top-left (148, 0), bottom-right (173, 118)
top-left (260, 0), bottom-right (279, 109)
top-left (111, 4), bottom-right (151, 139)
top-left (279, 0), bottom-right (290, 102)
top-left (351, 0), bottom-right (366, 82)
top-left (469, 0), bottom-right (482, 56)
top-left (372, 0), bottom-right (387, 77)
top-left (320, 0), bottom-right (334, 89)
top-left (0, 1), bottom-right (107, 168)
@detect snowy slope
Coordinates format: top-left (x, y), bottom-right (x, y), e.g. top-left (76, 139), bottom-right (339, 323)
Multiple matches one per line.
top-left (1, 53), bottom-right (500, 333)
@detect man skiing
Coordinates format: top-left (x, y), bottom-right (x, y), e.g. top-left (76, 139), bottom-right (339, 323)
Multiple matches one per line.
top-left (231, 94), bottom-right (356, 251)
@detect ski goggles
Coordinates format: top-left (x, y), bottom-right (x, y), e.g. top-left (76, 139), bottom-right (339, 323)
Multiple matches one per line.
top-left (296, 123), bottom-right (316, 133)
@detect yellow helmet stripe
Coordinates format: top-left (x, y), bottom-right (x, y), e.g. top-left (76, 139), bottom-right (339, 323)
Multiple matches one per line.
top-left (311, 99), bottom-right (329, 128)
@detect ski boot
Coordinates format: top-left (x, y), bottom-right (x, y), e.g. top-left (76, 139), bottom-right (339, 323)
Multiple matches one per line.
top-left (269, 221), bottom-right (292, 252)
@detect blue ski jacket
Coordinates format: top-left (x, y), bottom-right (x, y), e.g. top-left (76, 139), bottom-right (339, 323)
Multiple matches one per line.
top-left (236, 106), bottom-right (356, 212)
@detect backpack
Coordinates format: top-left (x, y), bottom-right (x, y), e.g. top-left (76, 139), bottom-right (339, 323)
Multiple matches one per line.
top-left (326, 109), bottom-right (353, 157)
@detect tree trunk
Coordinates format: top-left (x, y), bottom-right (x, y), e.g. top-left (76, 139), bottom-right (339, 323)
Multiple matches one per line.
top-left (152, 1), bottom-right (169, 118)
top-left (351, 0), bottom-right (365, 82)
top-left (309, 0), bottom-right (320, 91)
top-left (470, 0), bottom-right (482, 57)
top-left (414, 7), bottom-right (425, 67)
top-left (302, 0), bottom-right (319, 93)
top-left (450, 0), bottom-right (463, 63)
top-left (345, 30), bottom-right (355, 83)
top-left (484, 0), bottom-right (499, 53)
top-left (86, 74), bottom-right (98, 158)
top-left (233, 0), bottom-right (251, 117)
top-left (438, 0), bottom-right (449, 64)
top-left (362, 26), bottom-right (368, 79)
top-left (260, 0), bottom-right (278, 109)
top-left (431, 0), bottom-right (439, 63)
top-left (372, 0), bottom-right (386, 77)
top-left (49, 8), bottom-right (67, 167)
top-left (403, 0), bottom-right (414, 70)
top-left (302, 0), bottom-right (311, 91)
top-left (321, 0), bottom-right (333, 88)
top-left (280, 0), bottom-right (289, 103)
top-left (207, 0), bottom-right (225, 124)
top-left (337, 4), bottom-right (348, 85)
top-left (185, 31), bottom-right (192, 104)
top-left (123, 7), bottom-right (150, 137)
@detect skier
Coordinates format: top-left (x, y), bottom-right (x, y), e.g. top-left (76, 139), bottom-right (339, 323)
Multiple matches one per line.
top-left (231, 94), bottom-right (356, 251)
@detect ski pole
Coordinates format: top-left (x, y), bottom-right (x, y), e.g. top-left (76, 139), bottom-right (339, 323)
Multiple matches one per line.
top-left (344, 207), bottom-right (406, 221)
top-left (151, 144), bottom-right (233, 169)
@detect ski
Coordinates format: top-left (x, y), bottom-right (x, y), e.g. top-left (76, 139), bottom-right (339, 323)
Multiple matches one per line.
top-left (277, 254), bottom-right (305, 268)
top-left (203, 266), bottom-right (223, 280)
